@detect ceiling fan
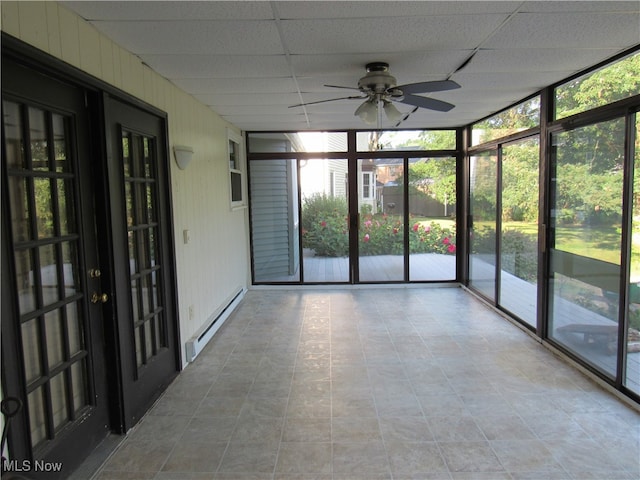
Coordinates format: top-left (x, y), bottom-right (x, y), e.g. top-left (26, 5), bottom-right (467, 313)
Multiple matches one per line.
top-left (290, 62), bottom-right (461, 126)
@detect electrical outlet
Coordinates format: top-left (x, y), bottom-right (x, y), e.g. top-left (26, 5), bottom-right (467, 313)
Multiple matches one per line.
top-left (188, 305), bottom-right (194, 320)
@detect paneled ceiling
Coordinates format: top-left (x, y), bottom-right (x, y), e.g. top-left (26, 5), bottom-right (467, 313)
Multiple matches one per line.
top-left (62, 1), bottom-right (640, 131)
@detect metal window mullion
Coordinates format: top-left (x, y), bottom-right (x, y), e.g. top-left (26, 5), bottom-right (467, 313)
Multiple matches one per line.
top-left (618, 111), bottom-right (637, 388)
top-left (296, 158), bottom-right (305, 283)
top-left (495, 148), bottom-right (503, 305)
top-left (403, 157), bottom-right (410, 282)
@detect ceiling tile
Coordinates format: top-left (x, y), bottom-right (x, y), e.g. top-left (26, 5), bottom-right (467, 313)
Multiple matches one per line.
top-left (279, 15), bottom-right (510, 54)
top-left (291, 50), bottom-right (471, 79)
top-left (462, 47), bottom-right (624, 73)
top-left (275, 1), bottom-right (522, 18)
top-left (172, 77), bottom-right (298, 94)
top-left (483, 12), bottom-right (640, 49)
top-left (62, 1), bottom-right (274, 20)
top-left (197, 93), bottom-right (304, 107)
top-left (520, 1), bottom-right (640, 13)
top-left (59, 1), bottom-right (640, 131)
top-left (140, 54), bottom-right (291, 78)
top-left (92, 20), bottom-right (283, 54)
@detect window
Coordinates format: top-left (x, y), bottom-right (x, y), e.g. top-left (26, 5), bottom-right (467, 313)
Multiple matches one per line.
top-left (471, 96), bottom-right (540, 146)
top-left (362, 172), bottom-right (374, 199)
top-left (554, 51), bottom-right (640, 120)
top-left (228, 129), bottom-right (245, 208)
top-left (356, 130), bottom-right (456, 151)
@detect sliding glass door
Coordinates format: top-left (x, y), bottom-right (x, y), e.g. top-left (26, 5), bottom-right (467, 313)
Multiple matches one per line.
top-left (626, 114), bottom-right (640, 395)
top-left (469, 151), bottom-right (497, 300)
top-left (499, 138), bottom-right (540, 327)
top-left (357, 158), bottom-right (405, 281)
top-left (548, 118), bottom-right (626, 378)
top-left (408, 157), bottom-right (457, 281)
top-left (250, 155), bottom-right (458, 284)
top-left (250, 159), bottom-right (300, 282)
top-left (300, 159), bottom-right (349, 282)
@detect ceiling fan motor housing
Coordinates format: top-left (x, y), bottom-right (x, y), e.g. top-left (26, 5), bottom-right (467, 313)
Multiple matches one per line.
top-left (358, 62), bottom-right (397, 95)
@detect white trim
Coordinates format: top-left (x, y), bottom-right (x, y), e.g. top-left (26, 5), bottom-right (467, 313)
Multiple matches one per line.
top-left (227, 128), bottom-right (246, 209)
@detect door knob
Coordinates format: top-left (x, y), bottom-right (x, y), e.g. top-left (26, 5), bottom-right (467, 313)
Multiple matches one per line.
top-left (89, 268), bottom-right (102, 278)
top-left (91, 292), bottom-right (108, 304)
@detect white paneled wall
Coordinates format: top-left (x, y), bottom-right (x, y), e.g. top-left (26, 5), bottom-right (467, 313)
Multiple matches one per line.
top-left (1, 1), bottom-right (250, 366)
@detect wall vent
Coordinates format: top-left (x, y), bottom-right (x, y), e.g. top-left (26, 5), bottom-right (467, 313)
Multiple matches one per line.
top-left (185, 288), bottom-right (245, 362)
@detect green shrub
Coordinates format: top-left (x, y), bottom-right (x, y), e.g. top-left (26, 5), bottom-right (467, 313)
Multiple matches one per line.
top-left (302, 194), bottom-right (349, 256)
top-left (302, 194), bottom-right (457, 257)
top-left (358, 216), bottom-right (456, 256)
top-left (471, 227), bottom-right (537, 282)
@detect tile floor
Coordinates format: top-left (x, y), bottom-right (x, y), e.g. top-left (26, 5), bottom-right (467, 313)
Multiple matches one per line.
top-left (90, 287), bottom-right (639, 480)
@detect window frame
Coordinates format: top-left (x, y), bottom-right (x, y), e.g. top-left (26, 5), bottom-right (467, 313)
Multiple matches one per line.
top-left (362, 171), bottom-right (374, 199)
top-left (228, 128), bottom-right (246, 210)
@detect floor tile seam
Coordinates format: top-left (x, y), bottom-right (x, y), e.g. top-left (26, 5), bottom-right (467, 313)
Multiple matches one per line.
top-left (484, 437), bottom-right (578, 479)
top-left (542, 433), bottom-right (633, 475)
top-left (272, 297), bottom-right (318, 478)
top-left (210, 305), bottom-right (281, 477)
top-left (328, 294), bottom-right (335, 479)
top-left (433, 439), bottom-right (508, 476)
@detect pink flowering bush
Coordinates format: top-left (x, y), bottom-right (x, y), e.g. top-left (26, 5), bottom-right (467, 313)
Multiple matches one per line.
top-left (355, 214), bottom-right (456, 256)
top-left (302, 195), bottom-right (456, 257)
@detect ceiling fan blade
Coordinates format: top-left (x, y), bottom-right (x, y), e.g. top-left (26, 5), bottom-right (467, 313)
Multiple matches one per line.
top-left (395, 80), bottom-right (461, 94)
top-left (289, 95), bottom-right (367, 108)
top-left (397, 94), bottom-right (455, 112)
top-left (324, 84), bottom-right (361, 91)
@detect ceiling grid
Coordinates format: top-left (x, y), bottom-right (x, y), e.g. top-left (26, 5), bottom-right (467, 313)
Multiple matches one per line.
top-left (61, 1), bottom-right (640, 131)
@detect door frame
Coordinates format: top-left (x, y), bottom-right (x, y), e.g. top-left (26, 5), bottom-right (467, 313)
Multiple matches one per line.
top-left (247, 130), bottom-right (462, 285)
top-left (1, 34), bottom-right (181, 464)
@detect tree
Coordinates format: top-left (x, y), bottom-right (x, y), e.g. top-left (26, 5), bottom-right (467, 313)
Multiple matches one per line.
top-left (556, 53), bottom-right (640, 118)
top-left (408, 158), bottom-right (456, 207)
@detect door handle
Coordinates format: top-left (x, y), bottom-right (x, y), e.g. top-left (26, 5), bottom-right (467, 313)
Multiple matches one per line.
top-left (91, 292), bottom-right (109, 304)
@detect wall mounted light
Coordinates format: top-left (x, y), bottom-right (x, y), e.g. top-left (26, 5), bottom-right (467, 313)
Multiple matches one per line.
top-left (173, 145), bottom-right (194, 170)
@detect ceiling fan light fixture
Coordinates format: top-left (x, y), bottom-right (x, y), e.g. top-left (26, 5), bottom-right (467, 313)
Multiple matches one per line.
top-left (383, 101), bottom-right (403, 123)
top-left (355, 99), bottom-right (378, 125)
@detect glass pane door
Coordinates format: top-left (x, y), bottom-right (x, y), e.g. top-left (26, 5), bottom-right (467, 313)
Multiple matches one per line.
top-left (548, 118), bottom-right (626, 378)
top-left (626, 114), bottom-right (640, 395)
top-left (499, 138), bottom-right (539, 327)
top-left (3, 100), bottom-right (105, 451)
top-left (408, 157), bottom-right (456, 281)
top-left (469, 151), bottom-right (498, 300)
top-left (250, 159), bottom-right (300, 282)
top-left (358, 158), bottom-right (405, 281)
top-left (300, 159), bottom-right (349, 282)
top-left (122, 131), bottom-right (167, 371)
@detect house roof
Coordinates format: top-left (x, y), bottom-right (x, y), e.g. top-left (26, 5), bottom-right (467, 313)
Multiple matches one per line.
top-left (62, 1), bottom-right (640, 131)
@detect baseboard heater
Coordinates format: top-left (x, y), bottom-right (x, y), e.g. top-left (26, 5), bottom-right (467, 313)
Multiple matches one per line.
top-left (185, 288), bottom-right (246, 363)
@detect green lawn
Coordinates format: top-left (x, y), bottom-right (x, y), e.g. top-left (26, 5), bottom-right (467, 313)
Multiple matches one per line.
top-left (413, 216), bottom-right (455, 231)
top-left (503, 221), bottom-right (622, 265)
top-left (394, 216), bottom-right (630, 267)
top-left (430, 218), bottom-right (625, 265)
